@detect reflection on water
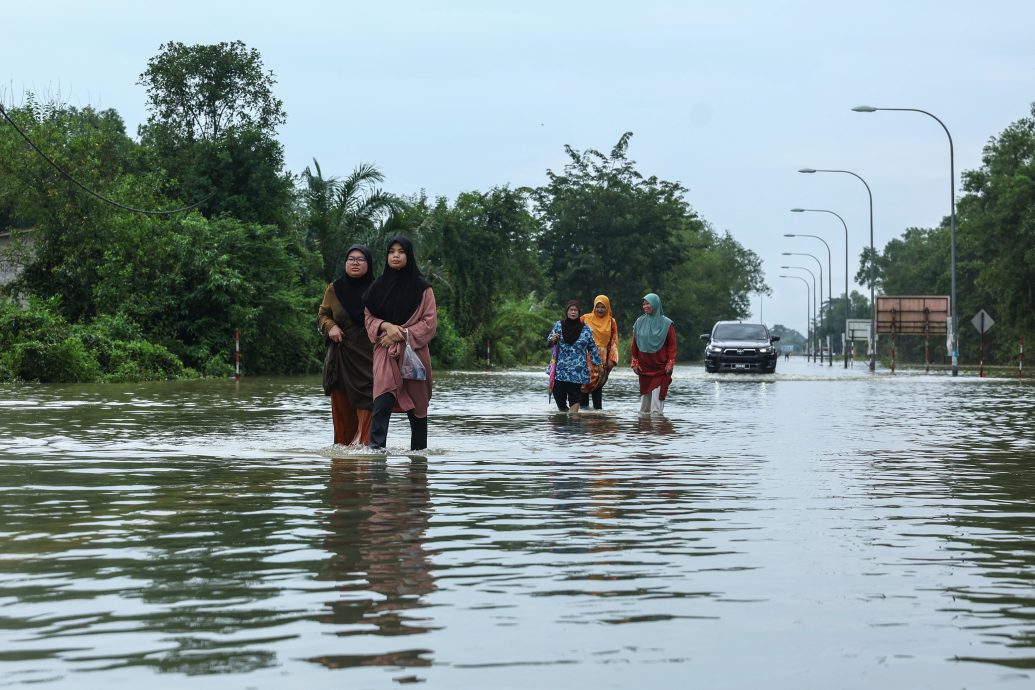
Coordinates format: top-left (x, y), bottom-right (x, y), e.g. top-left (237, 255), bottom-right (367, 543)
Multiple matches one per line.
top-left (310, 458), bottom-right (435, 669)
top-left (1, 359), bottom-right (1034, 688)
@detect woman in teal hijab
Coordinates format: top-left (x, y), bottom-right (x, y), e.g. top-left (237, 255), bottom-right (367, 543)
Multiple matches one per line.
top-left (630, 293), bottom-right (677, 414)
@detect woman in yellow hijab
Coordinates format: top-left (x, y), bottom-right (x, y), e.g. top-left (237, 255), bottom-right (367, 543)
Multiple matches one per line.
top-left (580, 295), bottom-right (620, 409)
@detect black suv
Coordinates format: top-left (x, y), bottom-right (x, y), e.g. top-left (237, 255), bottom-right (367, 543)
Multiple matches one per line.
top-left (701, 321), bottom-right (779, 373)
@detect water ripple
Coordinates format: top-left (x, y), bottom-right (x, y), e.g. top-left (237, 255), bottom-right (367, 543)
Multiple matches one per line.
top-left (1, 364), bottom-right (1034, 687)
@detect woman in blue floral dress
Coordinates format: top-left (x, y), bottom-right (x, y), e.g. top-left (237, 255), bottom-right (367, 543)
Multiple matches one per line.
top-left (547, 300), bottom-right (602, 413)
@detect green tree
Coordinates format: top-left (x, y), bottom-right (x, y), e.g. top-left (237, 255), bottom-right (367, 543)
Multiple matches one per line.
top-left (434, 187), bottom-right (545, 337)
top-left (138, 40), bottom-right (285, 141)
top-left (533, 132), bottom-right (692, 325)
top-left (876, 226), bottom-right (951, 296)
top-left (957, 102), bottom-right (1035, 359)
top-left (137, 41), bottom-right (292, 227)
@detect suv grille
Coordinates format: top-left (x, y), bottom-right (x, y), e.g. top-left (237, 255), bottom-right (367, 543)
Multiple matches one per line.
top-left (722, 348), bottom-right (757, 356)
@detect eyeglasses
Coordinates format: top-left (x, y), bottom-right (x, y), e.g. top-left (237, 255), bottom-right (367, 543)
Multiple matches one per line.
top-left (345, 257), bottom-right (367, 264)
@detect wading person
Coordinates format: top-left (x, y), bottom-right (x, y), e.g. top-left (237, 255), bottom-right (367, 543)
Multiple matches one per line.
top-left (630, 292), bottom-right (677, 415)
top-left (547, 300), bottom-right (601, 414)
top-left (364, 235), bottom-right (437, 451)
top-left (580, 295), bottom-right (619, 410)
top-left (318, 244), bottom-right (375, 445)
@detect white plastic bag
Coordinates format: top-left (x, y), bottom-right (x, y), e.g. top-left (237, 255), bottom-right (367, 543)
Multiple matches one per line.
top-left (400, 331), bottom-right (427, 381)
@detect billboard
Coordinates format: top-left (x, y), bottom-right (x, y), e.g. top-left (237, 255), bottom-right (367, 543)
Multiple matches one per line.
top-left (875, 296), bottom-right (949, 335)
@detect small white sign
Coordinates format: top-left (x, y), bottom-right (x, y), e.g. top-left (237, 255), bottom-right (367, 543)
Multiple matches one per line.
top-left (846, 319), bottom-right (870, 340)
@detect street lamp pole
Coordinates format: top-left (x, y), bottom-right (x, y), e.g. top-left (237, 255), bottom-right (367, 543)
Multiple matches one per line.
top-left (784, 245), bottom-right (831, 366)
top-left (783, 253), bottom-right (823, 362)
top-left (780, 275), bottom-right (812, 360)
top-left (791, 208), bottom-right (850, 368)
top-left (799, 168), bottom-right (877, 372)
top-left (852, 105), bottom-right (958, 376)
top-left (782, 265), bottom-right (818, 361)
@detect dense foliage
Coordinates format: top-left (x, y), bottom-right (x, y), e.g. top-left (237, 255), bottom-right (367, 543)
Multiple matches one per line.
top-left (0, 296), bottom-right (186, 382)
top-left (137, 41), bottom-right (293, 227)
top-left (0, 84), bottom-right (318, 380)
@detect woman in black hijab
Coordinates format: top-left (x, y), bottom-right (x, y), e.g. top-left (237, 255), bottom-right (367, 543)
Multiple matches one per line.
top-left (363, 235), bottom-right (438, 451)
top-left (546, 300), bottom-right (601, 413)
top-left (318, 244), bottom-right (376, 445)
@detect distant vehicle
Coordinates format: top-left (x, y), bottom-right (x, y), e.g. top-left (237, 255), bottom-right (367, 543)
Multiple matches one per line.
top-left (701, 321), bottom-right (780, 373)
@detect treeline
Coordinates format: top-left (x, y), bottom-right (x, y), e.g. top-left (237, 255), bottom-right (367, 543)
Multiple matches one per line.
top-left (0, 42), bottom-right (766, 382)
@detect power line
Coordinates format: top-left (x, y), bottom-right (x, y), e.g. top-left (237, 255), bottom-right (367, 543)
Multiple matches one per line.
top-left (0, 102), bottom-right (213, 216)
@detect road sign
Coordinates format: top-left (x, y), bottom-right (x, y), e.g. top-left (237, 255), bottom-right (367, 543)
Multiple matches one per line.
top-left (971, 309), bottom-right (995, 334)
top-left (846, 319), bottom-right (870, 341)
top-left (876, 295), bottom-right (949, 335)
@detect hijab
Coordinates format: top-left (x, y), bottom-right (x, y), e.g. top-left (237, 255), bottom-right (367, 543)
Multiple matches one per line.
top-left (582, 294), bottom-right (614, 348)
top-left (362, 235), bottom-right (431, 325)
top-left (332, 244), bottom-right (374, 327)
top-left (561, 299), bottom-right (583, 345)
top-left (633, 293), bottom-right (673, 354)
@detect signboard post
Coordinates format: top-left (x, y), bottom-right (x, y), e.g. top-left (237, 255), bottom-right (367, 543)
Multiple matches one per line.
top-left (971, 309), bottom-right (994, 377)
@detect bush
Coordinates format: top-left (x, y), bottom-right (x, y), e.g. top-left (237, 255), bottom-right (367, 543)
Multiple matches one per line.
top-left (202, 354), bottom-right (235, 379)
top-left (482, 295), bottom-right (556, 366)
top-left (104, 340), bottom-right (185, 382)
top-left (90, 312), bottom-right (145, 341)
top-left (12, 337), bottom-right (101, 383)
top-left (0, 298), bottom-right (189, 383)
top-left (0, 298), bottom-right (101, 382)
top-left (429, 307), bottom-right (473, 369)
top-left (93, 215), bottom-right (319, 375)
top-left (0, 296), bottom-right (67, 350)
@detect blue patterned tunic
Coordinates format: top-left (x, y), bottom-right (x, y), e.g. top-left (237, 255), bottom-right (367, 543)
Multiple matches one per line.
top-left (547, 322), bottom-right (601, 384)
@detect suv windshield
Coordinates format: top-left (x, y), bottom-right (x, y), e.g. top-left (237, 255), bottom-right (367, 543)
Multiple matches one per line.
top-left (713, 324), bottom-right (769, 340)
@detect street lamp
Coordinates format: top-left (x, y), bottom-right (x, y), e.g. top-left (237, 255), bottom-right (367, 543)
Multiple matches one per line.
top-left (780, 274), bottom-right (812, 360)
top-left (785, 233), bottom-right (833, 367)
top-left (852, 105), bottom-right (958, 376)
top-left (799, 167), bottom-right (877, 372)
top-left (782, 264), bottom-right (818, 361)
top-left (783, 251), bottom-right (824, 363)
top-left (791, 208), bottom-right (850, 368)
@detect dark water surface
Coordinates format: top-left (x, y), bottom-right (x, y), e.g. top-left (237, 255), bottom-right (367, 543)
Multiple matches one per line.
top-left (2, 359), bottom-right (1034, 689)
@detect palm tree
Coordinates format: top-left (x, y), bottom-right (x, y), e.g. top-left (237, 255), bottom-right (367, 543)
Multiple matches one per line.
top-left (301, 159), bottom-right (401, 281)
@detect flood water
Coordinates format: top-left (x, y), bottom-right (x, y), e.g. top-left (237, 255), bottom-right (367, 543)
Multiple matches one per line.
top-left (2, 358), bottom-right (1034, 689)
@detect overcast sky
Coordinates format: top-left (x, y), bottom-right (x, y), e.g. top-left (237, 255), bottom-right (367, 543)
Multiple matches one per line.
top-left (4, 0), bottom-right (1034, 333)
